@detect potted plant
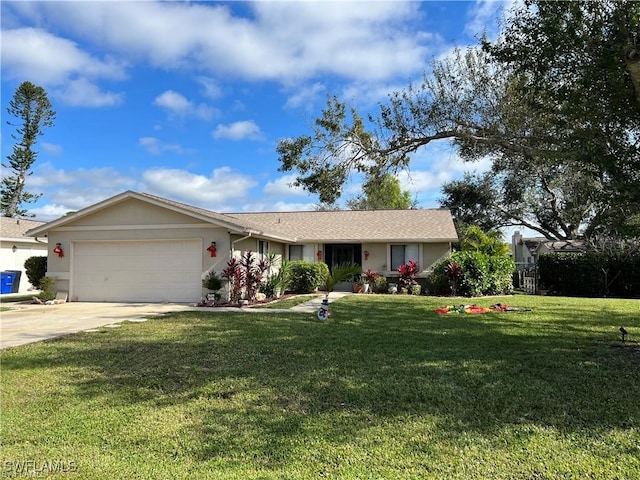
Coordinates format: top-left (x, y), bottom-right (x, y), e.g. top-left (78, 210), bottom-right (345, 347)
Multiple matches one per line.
top-left (202, 270), bottom-right (222, 305)
top-left (373, 275), bottom-right (387, 293)
top-left (363, 269), bottom-right (378, 293)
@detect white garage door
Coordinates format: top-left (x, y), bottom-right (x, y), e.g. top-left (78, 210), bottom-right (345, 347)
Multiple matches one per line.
top-left (73, 240), bottom-right (202, 302)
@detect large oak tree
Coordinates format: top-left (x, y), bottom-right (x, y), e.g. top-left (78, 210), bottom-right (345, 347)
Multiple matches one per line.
top-left (278, 0), bottom-right (640, 239)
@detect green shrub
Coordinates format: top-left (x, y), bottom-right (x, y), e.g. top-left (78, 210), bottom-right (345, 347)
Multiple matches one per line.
top-left (287, 261), bottom-right (319, 293)
top-left (24, 256), bottom-right (47, 288)
top-left (261, 276), bottom-right (278, 298)
top-left (373, 275), bottom-right (388, 293)
top-left (426, 251), bottom-right (514, 297)
top-left (38, 276), bottom-right (56, 302)
top-left (425, 259), bottom-right (450, 295)
top-left (487, 255), bottom-right (515, 295)
top-left (202, 270), bottom-right (222, 291)
top-left (313, 262), bottom-right (330, 290)
top-left (539, 251), bottom-right (640, 298)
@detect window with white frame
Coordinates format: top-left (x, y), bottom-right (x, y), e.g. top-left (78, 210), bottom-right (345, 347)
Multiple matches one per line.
top-left (390, 244), bottom-right (419, 270)
top-left (289, 245), bottom-right (303, 261)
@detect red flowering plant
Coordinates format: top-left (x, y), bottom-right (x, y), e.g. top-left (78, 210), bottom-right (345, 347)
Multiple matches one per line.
top-left (363, 269), bottom-right (378, 285)
top-left (221, 257), bottom-right (244, 303)
top-left (397, 260), bottom-right (418, 289)
top-left (444, 261), bottom-right (463, 296)
top-left (240, 250), bottom-right (268, 301)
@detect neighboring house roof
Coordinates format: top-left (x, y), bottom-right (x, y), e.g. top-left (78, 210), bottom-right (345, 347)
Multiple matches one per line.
top-left (26, 190), bottom-right (458, 243)
top-left (229, 209), bottom-right (458, 243)
top-left (523, 237), bottom-right (547, 253)
top-left (535, 239), bottom-right (585, 254)
top-left (1, 217), bottom-right (47, 243)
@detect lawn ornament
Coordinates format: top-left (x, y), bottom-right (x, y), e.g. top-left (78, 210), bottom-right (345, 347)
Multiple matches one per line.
top-left (435, 303), bottom-right (532, 314)
top-left (620, 326), bottom-right (628, 342)
top-left (318, 295), bottom-right (331, 321)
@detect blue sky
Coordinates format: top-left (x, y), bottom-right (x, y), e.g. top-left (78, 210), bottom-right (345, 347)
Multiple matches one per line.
top-left (1, 1), bottom-right (508, 222)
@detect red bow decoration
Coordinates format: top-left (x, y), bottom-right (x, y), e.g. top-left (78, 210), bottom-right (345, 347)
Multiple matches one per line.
top-left (53, 245), bottom-right (64, 258)
top-left (206, 243), bottom-right (217, 258)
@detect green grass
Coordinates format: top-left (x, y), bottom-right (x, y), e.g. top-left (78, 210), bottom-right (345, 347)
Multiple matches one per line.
top-left (254, 293), bottom-right (323, 309)
top-left (1, 295), bottom-right (639, 479)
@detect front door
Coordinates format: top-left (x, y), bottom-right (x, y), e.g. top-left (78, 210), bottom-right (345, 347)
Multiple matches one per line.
top-left (325, 244), bottom-right (362, 271)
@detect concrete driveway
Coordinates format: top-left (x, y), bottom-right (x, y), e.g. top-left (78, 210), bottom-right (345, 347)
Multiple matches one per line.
top-left (1, 302), bottom-right (194, 349)
top-left (0, 292), bottom-right (350, 349)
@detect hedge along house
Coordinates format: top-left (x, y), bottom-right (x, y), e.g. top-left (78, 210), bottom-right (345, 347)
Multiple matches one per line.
top-left (26, 190), bottom-right (458, 303)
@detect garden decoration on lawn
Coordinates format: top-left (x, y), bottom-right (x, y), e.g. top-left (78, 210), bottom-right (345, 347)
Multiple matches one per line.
top-left (435, 303), bottom-right (532, 314)
top-left (317, 295), bottom-right (331, 321)
top-left (620, 326), bottom-right (628, 342)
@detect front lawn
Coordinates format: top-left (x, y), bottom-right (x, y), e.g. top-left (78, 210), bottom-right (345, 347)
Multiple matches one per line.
top-left (1, 295), bottom-right (639, 479)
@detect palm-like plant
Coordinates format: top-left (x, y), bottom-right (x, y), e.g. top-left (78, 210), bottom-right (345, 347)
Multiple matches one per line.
top-left (324, 262), bottom-right (362, 292)
top-left (461, 225), bottom-right (511, 256)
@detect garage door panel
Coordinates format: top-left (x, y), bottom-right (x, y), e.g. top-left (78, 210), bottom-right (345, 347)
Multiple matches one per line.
top-left (73, 240), bottom-right (202, 302)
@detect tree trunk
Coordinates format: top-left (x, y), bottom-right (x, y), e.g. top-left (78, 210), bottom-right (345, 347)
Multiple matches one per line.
top-left (625, 48), bottom-right (640, 106)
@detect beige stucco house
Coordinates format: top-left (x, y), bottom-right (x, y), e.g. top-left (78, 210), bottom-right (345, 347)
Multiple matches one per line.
top-left (26, 190), bottom-right (458, 303)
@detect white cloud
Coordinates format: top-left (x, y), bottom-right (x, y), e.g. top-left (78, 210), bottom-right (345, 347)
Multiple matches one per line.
top-left (139, 137), bottom-right (185, 155)
top-left (5, 1), bottom-right (435, 83)
top-left (262, 175), bottom-right (308, 197)
top-left (41, 142), bottom-right (63, 156)
top-left (240, 200), bottom-right (317, 213)
top-left (52, 78), bottom-right (124, 107)
top-left (30, 164), bottom-right (136, 191)
top-left (28, 203), bottom-right (74, 221)
top-left (153, 90), bottom-right (215, 120)
top-left (24, 164), bottom-right (138, 219)
top-left (212, 121), bottom-right (263, 141)
top-left (1, 27), bottom-right (126, 107)
top-left (141, 166), bottom-right (257, 207)
top-left (465, 0), bottom-right (509, 40)
top-left (197, 76), bottom-right (222, 99)
top-left (284, 83), bottom-right (326, 110)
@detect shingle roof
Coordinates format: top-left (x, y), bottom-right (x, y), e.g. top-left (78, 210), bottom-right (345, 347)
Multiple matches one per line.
top-left (25, 191), bottom-right (458, 243)
top-left (1, 217), bottom-right (46, 240)
top-left (228, 209), bottom-right (458, 243)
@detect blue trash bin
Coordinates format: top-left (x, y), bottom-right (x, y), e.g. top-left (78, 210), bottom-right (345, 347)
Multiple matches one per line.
top-left (7, 270), bottom-right (22, 293)
top-left (1, 272), bottom-right (16, 294)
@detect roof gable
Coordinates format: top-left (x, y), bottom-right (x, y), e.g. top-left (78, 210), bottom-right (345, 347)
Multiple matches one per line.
top-left (25, 191), bottom-right (258, 237)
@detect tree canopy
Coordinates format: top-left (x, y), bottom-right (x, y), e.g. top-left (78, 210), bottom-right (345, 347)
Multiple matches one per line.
top-left (346, 173), bottom-right (415, 210)
top-left (2, 81), bottom-right (55, 217)
top-left (277, 0), bottom-right (640, 239)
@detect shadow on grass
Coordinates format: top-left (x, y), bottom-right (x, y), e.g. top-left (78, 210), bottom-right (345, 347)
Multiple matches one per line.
top-left (3, 295), bottom-right (639, 467)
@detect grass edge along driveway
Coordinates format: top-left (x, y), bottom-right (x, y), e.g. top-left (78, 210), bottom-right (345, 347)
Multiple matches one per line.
top-left (1, 295), bottom-right (639, 479)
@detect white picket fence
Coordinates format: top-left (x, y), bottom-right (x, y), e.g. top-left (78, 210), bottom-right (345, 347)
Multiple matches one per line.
top-left (523, 276), bottom-right (536, 294)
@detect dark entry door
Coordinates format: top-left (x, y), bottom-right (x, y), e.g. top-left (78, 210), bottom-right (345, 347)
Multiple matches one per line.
top-left (325, 244), bottom-right (362, 271)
